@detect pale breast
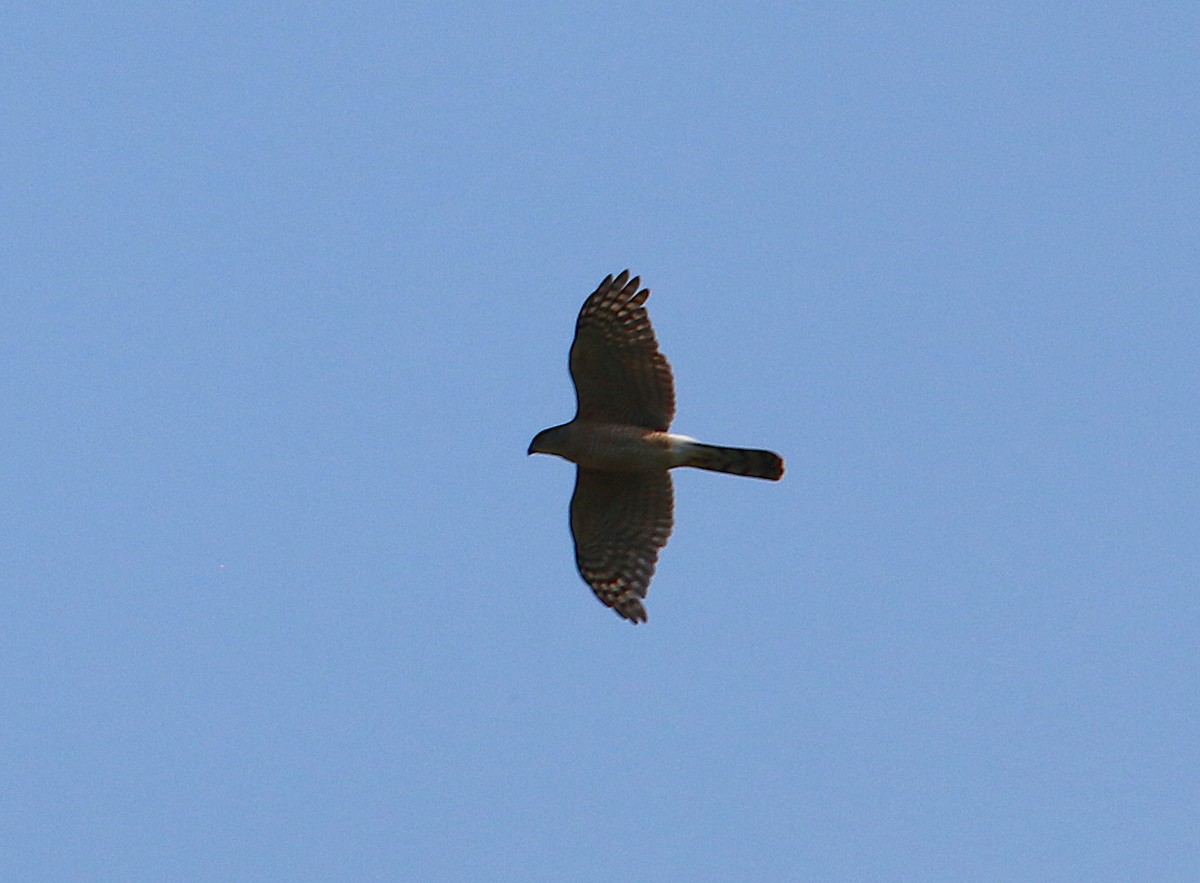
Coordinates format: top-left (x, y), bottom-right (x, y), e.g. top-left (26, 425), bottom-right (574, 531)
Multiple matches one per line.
top-left (568, 423), bottom-right (681, 472)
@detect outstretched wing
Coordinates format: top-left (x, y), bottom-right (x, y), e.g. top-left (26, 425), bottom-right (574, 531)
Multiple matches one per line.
top-left (568, 271), bottom-right (675, 431)
top-left (569, 468), bottom-right (674, 624)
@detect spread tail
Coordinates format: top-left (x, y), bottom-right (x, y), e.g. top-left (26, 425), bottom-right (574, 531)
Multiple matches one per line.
top-left (682, 443), bottom-right (784, 480)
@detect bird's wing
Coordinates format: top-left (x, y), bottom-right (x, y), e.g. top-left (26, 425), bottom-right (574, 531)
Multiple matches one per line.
top-left (568, 271), bottom-right (675, 430)
top-left (569, 468), bottom-right (674, 623)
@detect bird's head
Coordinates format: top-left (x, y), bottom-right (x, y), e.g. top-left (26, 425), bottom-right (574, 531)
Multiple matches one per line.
top-left (527, 425), bottom-right (567, 457)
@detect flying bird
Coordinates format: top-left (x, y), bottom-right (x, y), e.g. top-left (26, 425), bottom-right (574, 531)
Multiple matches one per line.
top-left (528, 271), bottom-right (784, 623)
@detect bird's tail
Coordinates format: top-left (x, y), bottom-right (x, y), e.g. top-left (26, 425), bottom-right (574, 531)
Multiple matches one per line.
top-left (682, 443), bottom-right (784, 481)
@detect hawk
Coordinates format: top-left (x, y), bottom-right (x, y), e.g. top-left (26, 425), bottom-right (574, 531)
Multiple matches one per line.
top-left (528, 270), bottom-right (784, 623)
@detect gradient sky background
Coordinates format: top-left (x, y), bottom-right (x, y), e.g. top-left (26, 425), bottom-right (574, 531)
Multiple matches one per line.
top-left (3, 3), bottom-right (1197, 881)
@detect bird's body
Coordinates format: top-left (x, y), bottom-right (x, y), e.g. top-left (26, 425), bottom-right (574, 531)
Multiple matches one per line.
top-left (531, 423), bottom-right (694, 472)
top-left (532, 422), bottom-right (783, 478)
top-left (528, 271), bottom-right (783, 623)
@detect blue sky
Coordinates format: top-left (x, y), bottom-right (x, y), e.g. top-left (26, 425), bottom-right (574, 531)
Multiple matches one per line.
top-left (3, 3), bottom-right (1197, 880)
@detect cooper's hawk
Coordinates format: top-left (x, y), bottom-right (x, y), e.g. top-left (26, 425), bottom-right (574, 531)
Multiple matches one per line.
top-left (528, 270), bottom-right (784, 623)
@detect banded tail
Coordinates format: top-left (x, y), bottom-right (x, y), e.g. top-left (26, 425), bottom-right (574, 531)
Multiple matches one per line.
top-left (682, 443), bottom-right (785, 481)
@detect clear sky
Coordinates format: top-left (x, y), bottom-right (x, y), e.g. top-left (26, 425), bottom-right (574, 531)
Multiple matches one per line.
top-left (3, 3), bottom-right (1197, 881)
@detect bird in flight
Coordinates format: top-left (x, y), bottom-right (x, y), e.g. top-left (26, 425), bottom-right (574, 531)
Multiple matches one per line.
top-left (528, 270), bottom-right (784, 623)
